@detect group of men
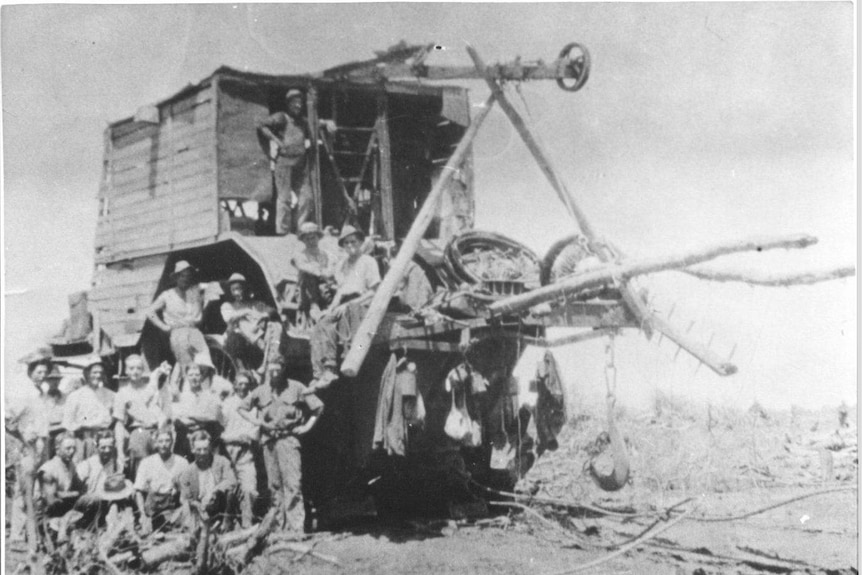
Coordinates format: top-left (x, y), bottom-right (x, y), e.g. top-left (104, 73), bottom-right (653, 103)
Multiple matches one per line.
top-left (7, 351), bottom-right (324, 543)
top-left (6, 216), bottom-right (436, 547)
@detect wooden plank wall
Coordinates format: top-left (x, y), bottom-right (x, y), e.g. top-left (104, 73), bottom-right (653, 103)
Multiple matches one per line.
top-left (216, 78), bottom-right (272, 201)
top-left (89, 253), bottom-right (167, 342)
top-left (95, 84), bottom-right (219, 262)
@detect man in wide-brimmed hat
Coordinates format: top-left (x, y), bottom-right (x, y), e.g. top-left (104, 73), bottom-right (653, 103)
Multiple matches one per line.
top-left (292, 222), bottom-right (336, 320)
top-left (221, 272), bottom-right (274, 372)
top-left (145, 260), bottom-right (213, 384)
top-left (308, 225), bottom-right (381, 389)
top-left (6, 355), bottom-right (52, 543)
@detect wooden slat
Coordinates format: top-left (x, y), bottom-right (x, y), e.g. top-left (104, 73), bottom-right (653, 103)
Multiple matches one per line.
top-left (109, 219), bottom-right (216, 252)
top-left (99, 192), bottom-right (215, 234)
top-left (90, 279), bottom-right (160, 302)
top-left (110, 148), bottom-right (215, 187)
top-left (389, 339), bottom-right (461, 353)
top-left (96, 236), bottom-right (214, 265)
top-left (107, 173), bottom-right (214, 209)
top-left (109, 124), bottom-right (213, 165)
top-left (105, 206), bottom-right (215, 244)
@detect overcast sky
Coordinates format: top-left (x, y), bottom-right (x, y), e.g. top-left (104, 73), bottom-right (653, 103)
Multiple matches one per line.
top-left (2, 3), bottom-right (856, 409)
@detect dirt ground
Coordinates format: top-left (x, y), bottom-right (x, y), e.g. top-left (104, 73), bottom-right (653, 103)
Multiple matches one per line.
top-left (6, 399), bottom-right (858, 574)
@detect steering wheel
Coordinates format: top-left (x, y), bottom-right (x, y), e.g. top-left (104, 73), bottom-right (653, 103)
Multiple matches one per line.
top-left (557, 42), bottom-right (591, 92)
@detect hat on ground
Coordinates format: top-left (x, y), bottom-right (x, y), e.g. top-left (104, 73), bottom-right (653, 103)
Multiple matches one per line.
top-left (99, 474), bottom-right (134, 502)
top-left (298, 222), bottom-right (323, 241)
top-left (171, 260), bottom-right (196, 277)
top-left (227, 273), bottom-right (247, 285)
top-left (285, 89), bottom-right (303, 102)
top-left (338, 225), bottom-right (365, 247)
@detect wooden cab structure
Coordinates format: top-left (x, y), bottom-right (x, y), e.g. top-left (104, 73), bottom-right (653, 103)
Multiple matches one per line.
top-left (90, 66), bottom-right (474, 364)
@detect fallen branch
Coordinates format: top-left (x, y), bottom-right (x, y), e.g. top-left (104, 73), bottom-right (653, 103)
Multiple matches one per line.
top-left (269, 542), bottom-right (341, 566)
top-left (471, 480), bottom-right (644, 519)
top-left (546, 506), bottom-right (693, 574)
top-left (682, 264), bottom-right (855, 286)
top-left (690, 484), bottom-right (856, 523)
top-left (490, 234), bottom-right (817, 316)
top-left (488, 501), bottom-right (564, 532)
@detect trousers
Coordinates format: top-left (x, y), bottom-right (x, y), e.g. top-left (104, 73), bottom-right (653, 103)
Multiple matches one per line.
top-left (225, 443), bottom-right (258, 528)
top-left (274, 159), bottom-right (313, 235)
top-left (262, 436), bottom-right (304, 532)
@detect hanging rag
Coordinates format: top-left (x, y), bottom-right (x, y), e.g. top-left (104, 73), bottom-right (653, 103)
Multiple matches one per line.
top-left (372, 354), bottom-right (405, 455)
top-left (534, 350), bottom-right (567, 453)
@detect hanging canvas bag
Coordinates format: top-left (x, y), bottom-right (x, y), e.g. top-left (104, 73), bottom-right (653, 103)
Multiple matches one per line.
top-left (444, 387), bottom-right (472, 442)
top-left (490, 399), bottom-right (516, 469)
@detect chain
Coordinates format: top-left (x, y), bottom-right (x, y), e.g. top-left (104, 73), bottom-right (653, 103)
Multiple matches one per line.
top-left (603, 334), bottom-right (617, 401)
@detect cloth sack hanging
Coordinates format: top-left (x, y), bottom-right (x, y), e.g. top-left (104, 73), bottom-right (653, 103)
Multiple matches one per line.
top-left (444, 387), bottom-right (472, 443)
top-left (489, 398), bottom-right (516, 469)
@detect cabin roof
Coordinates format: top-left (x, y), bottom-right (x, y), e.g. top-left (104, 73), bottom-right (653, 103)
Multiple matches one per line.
top-left (109, 65), bottom-right (469, 129)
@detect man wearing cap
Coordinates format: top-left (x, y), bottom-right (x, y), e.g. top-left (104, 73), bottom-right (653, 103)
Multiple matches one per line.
top-left (221, 273), bottom-right (273, 372)
top-left (258, 89), bottom-right (315, 235)
top-left (62, 360), bottom-right (116, 465)
top-left (113, 355), bottom-right (167, 480)
top-left (6, 357), bottom-right (52, 543)
top-left (146, 260), bottom-right (213, 382)
top-left (238, 355), bottom-right (322, 532)
top-left (309, 225), bottom-right (381, 388)
top-left (292, 222), bottom-right (336, 320)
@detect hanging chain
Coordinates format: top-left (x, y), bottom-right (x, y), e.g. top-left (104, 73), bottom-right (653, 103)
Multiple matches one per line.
top-left (603, 333), bottom-right (617, 401)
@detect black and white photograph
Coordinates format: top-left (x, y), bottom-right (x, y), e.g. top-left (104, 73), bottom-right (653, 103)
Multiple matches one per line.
top-left (2, 3), bottom-right (856, 574)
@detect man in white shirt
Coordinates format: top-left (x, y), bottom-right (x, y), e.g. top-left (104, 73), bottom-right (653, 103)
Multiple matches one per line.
top-left (309, 226), bottom-right (381, 389)
top-left (145, 260), bottom-right (213, 383)
top-left (62, 360), bottom-right (115, 464)
top-left (134, 427), bottom-right (189, 534)
top-left (221, 371), bottom-right (260, 528)
top-left (113, 355), bottom-right (167, 479)
top-left (6, 357), bottom-right (51, 543)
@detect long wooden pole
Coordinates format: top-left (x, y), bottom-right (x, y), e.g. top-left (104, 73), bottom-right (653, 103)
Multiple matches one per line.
top-left (488, 233), bottom-right (817, 376)
top-left (465, 45), bottom-right (656, 338)
top-left (340, 93), bottom-right (498, 377)
top-left (489, 234), bottom-right (817, 316)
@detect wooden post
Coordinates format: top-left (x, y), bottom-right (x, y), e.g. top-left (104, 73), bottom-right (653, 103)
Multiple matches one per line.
top-left (465, 44), bottom-right (656, 338)
top-left (376, 92), bottom-right (395, 240)
top-left (306, 86), bottom-right (323, 228)
top-left (340, 93), bottom-right (498, 377)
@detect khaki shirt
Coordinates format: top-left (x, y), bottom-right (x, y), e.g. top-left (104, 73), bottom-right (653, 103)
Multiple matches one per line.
top-left (241, 379), bottom-right (323, 442)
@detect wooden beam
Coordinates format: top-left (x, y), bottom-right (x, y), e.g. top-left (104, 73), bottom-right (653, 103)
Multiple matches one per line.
top-left (340, 93), bottom-right (498, 377)
top-left (681, 264), bottom-right (855, 286)
top-left (376, 93), bottom-right (395, 239)
top-left (465, 44), bottom-right (655, 338)
top-left (489, 234), bottom-right (817, 317)
top-left (306, 85), bottom-right (324, 227)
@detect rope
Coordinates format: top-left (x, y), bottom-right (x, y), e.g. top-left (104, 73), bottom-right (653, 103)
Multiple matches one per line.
top-left (689, 484), bottom-right (857, 523)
